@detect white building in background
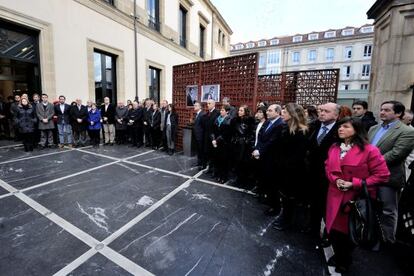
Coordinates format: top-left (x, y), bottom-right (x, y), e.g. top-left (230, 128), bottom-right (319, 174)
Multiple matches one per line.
top-left (0, 0), bottom-right (232, 104)
top-left (231, 25), bottom-right (374, 106)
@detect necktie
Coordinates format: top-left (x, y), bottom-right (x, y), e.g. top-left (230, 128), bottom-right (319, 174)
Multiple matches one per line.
top-left (265, 120), bottom-right (273, 132)
top-left (317, 126), bottom-right (329, 145)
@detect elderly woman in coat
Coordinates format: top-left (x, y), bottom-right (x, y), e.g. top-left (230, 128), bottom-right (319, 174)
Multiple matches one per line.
top-left (325, 116), bottom-right (390, 273)
top-left (15, 98), bottom-right (37, 152)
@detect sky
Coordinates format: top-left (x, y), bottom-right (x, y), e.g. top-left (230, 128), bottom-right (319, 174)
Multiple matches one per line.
top-left (211, 0), bottom-right (377, 44)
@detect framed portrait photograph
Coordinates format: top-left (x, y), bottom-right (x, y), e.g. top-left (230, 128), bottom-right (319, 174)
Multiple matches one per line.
top-left (201, 84), bottom-right (220, 102)
top-left (186, 85), bottom-right (198, 107)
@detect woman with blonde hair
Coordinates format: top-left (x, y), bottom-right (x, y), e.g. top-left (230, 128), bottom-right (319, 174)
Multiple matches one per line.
top-left (273, 103), bottom-right (310, 231)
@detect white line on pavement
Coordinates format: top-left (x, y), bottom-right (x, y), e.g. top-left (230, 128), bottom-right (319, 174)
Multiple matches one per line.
top-left (122, 150), bottom-right (155, 161)
top-left (0, 149), bottom-right (72, 165)
top-left (102, 178), bottom-right (193, 245)
top-left (122, 160), bottom-right (192, 179)
top-left (20, 161), bottom-right (120, 193)
top-left (0, 144), bottom-right (23, 149)
top-left (195, 177), bottom-right (256, 195)
top-left (0, 178), bottom-right (18, 193)
top-left (75, 148), bottom-right (120, 161)
top-left (53, 248), bottom-right (96, 276)
top-left (99, 247), bottom-right (154, 276)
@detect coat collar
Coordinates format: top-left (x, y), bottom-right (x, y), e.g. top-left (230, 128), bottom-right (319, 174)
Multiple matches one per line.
top-left (328, 144), bottom-right (364, 170)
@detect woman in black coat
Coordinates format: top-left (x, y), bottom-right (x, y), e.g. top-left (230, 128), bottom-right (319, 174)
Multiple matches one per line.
top-left (164, 104), bottom-right (179, 155)
top-left (273, 103), bottom-right (309, 231)
top-left (15, 98), bottom-right (37, 152)
top-left (231, 105), bottom-right (255, 187)
top-left (211, 106), bottom-right (232, 183)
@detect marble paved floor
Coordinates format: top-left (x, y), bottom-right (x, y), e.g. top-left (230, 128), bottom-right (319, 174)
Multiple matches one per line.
top-left (0, 143), bottom-right (409, 275)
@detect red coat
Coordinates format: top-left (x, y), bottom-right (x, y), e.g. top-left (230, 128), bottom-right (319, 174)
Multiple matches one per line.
top-left (325, 143), bottom-right (390, 234)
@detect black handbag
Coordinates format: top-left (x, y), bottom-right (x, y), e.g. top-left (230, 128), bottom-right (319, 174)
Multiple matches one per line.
top-left (345, 180), bottom-right (384, 248)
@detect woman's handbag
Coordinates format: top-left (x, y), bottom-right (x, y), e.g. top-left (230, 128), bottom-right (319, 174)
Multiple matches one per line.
top-left (345, 180), bottom-right (384, 248)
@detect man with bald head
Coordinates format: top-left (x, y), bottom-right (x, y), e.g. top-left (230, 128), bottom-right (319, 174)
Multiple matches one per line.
top-left (307, 102), bottom-right (341, 244)
top-left (253, 104), bottom-right (285, 216)
top-left (70, 98), bottom-right (88, 147)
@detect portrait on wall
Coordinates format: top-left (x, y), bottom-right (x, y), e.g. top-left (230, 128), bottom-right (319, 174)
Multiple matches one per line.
top-left (186, 85), bottom-right (198, 107)
top-left (201, 84), bottom-right (220, 102)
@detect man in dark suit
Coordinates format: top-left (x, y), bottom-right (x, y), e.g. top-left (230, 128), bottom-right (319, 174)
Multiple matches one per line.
top-left (368, 101), bottom-right (414, 244)
top-left (101, 97), bottom-right (116, 145)
top-left (252, 104), bottom-right (285, 215)
top-left (127, 101), bottom-right (144, 147)
top-left (307, 102), bottom-right (340, 242)
top-left (192, 102), bottom-right (206, 169)
top-left (54, 95), bottom-right (73, 148)
top-left (70, 98), bottom-right (88, 147)
top-left (203, 99), bottom-right (220, 174)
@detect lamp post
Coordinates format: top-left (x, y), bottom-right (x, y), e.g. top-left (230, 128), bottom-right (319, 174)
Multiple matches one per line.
top-left (133, 0), bottom-right (139, 102)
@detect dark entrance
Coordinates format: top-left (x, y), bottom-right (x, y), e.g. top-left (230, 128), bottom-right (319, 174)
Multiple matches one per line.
top-left (0, 19), bottom-right (41, 100)
top-left (94, 50), bottom-right (117, 105)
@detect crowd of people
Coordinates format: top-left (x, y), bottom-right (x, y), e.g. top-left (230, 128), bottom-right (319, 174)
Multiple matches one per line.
top-left (190, 98), bottom-right (414, 273)
top-left (0, 94), bottom-right (179, 154)
top-left (1, 93), bottom-right (414, 273)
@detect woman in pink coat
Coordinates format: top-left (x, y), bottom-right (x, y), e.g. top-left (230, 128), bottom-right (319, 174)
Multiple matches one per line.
top-left (325, 116), bottom-right (390, 273)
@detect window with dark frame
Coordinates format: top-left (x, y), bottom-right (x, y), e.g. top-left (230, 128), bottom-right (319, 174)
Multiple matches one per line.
top-left (199, 25), bottom-right (205, 58)
top-left (94, 50), bottom-right (117, 105)
top-left (179, 5), bottom-right (187, 48)
top-left (363, 45), bottom-right (372, 57)
top-left (147, 0), bottom-right (160, 32)
top-left (148, 66), bottom-right (161, 105)
top-left (362, 64), bottom-right (370, 77)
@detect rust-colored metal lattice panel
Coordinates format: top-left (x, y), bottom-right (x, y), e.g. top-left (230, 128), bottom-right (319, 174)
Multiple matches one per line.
top-left (173, 53), bottom-right (259, 149)
top-left (173, 56), bottom-right (339, 149)
top-left (293, 69), bottom-right (339, 106)
top-left (201, 53), bottom-right (258, 110)
top-left (257, 74), bottom-right (283, 104)
top-left (257, 69), bottom-right (339, 107)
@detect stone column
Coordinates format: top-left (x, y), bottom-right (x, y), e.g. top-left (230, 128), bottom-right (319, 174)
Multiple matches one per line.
top-left (367, 0), bottom-right (414, 115)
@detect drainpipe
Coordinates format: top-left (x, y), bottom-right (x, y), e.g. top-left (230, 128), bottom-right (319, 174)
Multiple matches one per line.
top-left (134, 0), bottom-right (139, 102)
top-left (211, 13), bottom-right (214, 59)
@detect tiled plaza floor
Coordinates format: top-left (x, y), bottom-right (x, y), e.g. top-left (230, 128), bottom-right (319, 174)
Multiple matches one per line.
top-left (0, 142), bottom-right (410, 275)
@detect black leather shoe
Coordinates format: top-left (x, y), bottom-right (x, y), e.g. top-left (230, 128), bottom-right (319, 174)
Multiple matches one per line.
top-left (319, 237), bottom-right (331, 248)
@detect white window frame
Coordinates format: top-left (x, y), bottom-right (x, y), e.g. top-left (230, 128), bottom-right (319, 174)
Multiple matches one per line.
top-left (362, 64), bottom-right (370, 77)
top-left (246, 42), bottom-right (255, 48)
top-left (343, 84), bottom-right (349, 90)
top-left (267, 51), bottom-right (280, 65)
top-left (270, 39), bottom-right (279, 45)
top-left (259, 54), bottom-right (266, 68)
top-left (363, 44), bottom-right (372, 57)
top-left (308, 33), bottom-right (319, 40)
top-left (258, 41), bottom-right (267, 47)
top-left (292, 51), bottom-right (300, 63)
top-left (308, 50), bottom-right (317, 62)
top-left (235, 44), bottom-right (244, 50)
top-left (360, 26), bottom-right (374, 33)
top-left (344, 46), bottom-right (352, 59)
top-left (326, 48), bottom-right (334, 61)
top-left (324, 31), bottom-right (336, 38)
top-left (292, 36), bottom-right (303, 42)
top-left (360, 84), bottom-right (369, 90)
top-left (344, 65), bottom-right (351, 78)
top-left (342, 29), bottom-right (354, 36)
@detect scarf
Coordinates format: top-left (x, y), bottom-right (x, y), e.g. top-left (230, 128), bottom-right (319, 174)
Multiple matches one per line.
top-left (340, 143), bottom-right (353, 159)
